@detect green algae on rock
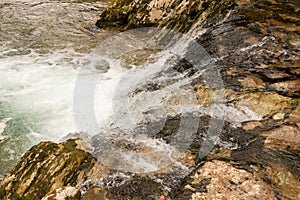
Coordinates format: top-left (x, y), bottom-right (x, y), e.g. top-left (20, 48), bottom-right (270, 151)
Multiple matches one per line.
top-left (0, 139), bottom-right (97, 200)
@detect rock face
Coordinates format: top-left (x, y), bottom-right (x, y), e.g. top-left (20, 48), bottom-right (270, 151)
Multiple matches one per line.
top-left (1, 0), bottom-right (300, 199)
top-left (96, 0), bottom-right (235, 33)
top-left (0, 139), bottom-right (97, 200)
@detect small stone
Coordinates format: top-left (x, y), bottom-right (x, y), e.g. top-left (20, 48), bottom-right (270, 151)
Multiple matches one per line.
top-left (272, 113), bottom-right (285, 120)
top-left (185, 184), bottom-right (196, 192)
top-left (94, 60), bottom-right (110, 73)
top-left (159, 194), bottom-right (170, 200)
top-left (243, 121), bottom-right (263, 131)
top-left (291, 68), bottom-right (300, 75)
top-left (239, 76), bottom-right (265, 89)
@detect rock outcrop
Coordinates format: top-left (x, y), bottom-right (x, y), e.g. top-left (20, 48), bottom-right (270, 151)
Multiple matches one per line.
top-left (0, 139), bottom-right (97, 200)
top-left (96, 0), bottom-right (300, 199)
top-left (96, 0), bottom-right (235, 33)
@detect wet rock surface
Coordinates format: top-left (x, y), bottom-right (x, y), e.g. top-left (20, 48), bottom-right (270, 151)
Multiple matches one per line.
top-left (96, 0), bottom-right (236, 33)
top-left (1, 0), bottom-right (300, 199)
top-left (95, 0), bottom-right (300, 199)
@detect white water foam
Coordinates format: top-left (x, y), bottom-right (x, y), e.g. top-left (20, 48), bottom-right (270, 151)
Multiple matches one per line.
top-left (0, 49), bottom-right (127, 142)
top-left (0, 118), bottom-right (12, 140)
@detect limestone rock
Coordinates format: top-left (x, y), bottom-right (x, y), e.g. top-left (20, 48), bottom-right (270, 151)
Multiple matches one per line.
top-left (232, 92), bottom-right (295, 118)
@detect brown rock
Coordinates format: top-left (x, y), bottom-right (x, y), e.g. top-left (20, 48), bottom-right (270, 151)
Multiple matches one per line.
top-left (81, 187), bottom-right (117, 200)
top-left (108, 176), bottom-right (165, 200)
top-left (96, 0), bottom-right (235, 33)
top-left (42, 187), bottom-right (80, 200)
top-left (120, 49), bottom-right (160, 68)
top-left (232, 92), bottom-right (295, 118)
top-left (261, 69), bottom-right (291, 80)
top-left (239, 76), bottom-right (265, 89)
top-left (264, 166), bottom-right (300, 200)
top-left (288, 105), bottom-right (300, 123)
top-left (260, 125), bottom-right (300, 151)
top-left (291, 68), bottom-right (300, 75)
top-left (243, 121), bottom-right (263, 131)
top-left (226, 67), bottom-right (246, 76)
top-left (0, 139), bottom-right (97, 200)
top-left (270, 79), bottom-right (300, 96)
top-left (188, 160), bottom-right (276, 200)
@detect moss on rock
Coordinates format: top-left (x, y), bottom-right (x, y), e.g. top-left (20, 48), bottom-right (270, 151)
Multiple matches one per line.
top-left (0, 139), bottom-right (97, 200)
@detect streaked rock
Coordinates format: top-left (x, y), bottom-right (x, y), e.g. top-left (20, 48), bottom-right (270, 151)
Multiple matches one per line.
top-left (0, 139), bottom-right (97, 200)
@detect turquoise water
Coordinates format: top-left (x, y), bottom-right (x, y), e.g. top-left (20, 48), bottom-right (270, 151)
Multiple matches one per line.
top-left (0, 102), bottom-right (37, 177)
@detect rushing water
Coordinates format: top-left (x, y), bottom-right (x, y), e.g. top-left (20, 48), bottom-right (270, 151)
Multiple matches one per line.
top-left (0, 0), bottom-right (263, 179)
top-left (0, 0), bottom-right (193, 178)
top-left (0, 0), bottom-right (266, 179)
top-left (0, 0), bottom-right (125, 177)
